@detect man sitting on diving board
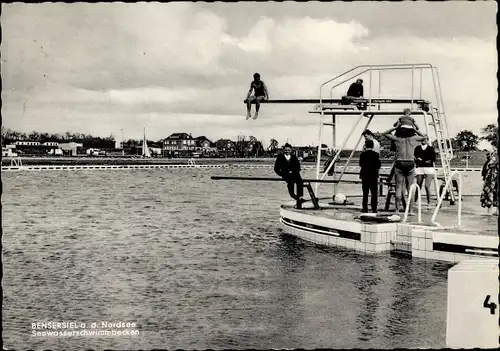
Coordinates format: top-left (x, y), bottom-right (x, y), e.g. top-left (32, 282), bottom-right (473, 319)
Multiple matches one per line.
top-left (274, 143), bottom-right (306, 209)
top-left (245, 72), bottom-right (269, 120)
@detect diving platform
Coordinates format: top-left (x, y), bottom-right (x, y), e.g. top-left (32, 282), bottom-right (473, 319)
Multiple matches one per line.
top-left (245, 98), bottom-right (430, 105)
top-left (308, 109), bottom-right (431, 116)
top-left (280, 198), bottom-right (498, 260)
top-left (223, 63), bottom-right (464, 262)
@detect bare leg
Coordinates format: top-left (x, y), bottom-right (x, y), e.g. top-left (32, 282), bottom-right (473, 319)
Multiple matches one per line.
top-left (253, 96), bottom-right (264, 119)
top-left (406, 171), bottom-right (416, 213)
top-left (415, 174), bottom-right (424, 202)
top-left (246, 96), bottom-right (254, 119)
top-left (394, 168), bottom-right (405, 212)
top-left (424, 174), bottom-right (434, 205)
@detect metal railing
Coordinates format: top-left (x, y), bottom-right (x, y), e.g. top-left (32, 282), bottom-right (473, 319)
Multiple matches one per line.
top-left (315, 113), bottom-right (366, 194)
top-left (10, 158), bottom-right (23, 167)
top-left (431, 170), bottom-right (463, 227)
top-left (313, 64), bottom-right (455, 200)
top-left (326, 114), bottom-right (375, 191)
top-left (402, 183), bottom-right (423, 224)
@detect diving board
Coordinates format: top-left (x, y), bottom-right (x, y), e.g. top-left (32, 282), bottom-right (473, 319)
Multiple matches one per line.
top-left (309, 110), bottom-right (431, 116)
top-left (244, 98), bottom-right (430, 104)
top-left (211, 176), bottom-right (362, 184)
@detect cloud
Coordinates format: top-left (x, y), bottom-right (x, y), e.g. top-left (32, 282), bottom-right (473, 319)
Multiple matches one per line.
top-left (1, 2), bottom-right (497, 149)
top-left (232, 17), bottom-right (275, 53)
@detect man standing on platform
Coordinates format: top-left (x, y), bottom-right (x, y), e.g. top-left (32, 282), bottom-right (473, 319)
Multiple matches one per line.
top-left (359, 139), bottom-right (381, 213)
top-left (274, 143), bottom-right (306, 209)
top-left (382, 126), bottom-right (427, 212)
top-left (361, 129), bottom-right (381, 154)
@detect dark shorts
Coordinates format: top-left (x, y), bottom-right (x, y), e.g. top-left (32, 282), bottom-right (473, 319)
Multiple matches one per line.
top-left (395, 160), bottom-right (415, 177)
top-left (247, 95), bottom-right (266, 102)
top-left (395, 127), bottom-right (417, 138)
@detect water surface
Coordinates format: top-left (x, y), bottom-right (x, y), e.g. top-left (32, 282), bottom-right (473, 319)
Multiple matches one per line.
top-left (2, 168), bottom-right (474, 349)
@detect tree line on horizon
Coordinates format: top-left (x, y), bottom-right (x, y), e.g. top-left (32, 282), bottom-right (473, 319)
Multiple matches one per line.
top-left (1, 123), bottom-right (497, 153)
top-left (0, 128), bottom-right (116, 149)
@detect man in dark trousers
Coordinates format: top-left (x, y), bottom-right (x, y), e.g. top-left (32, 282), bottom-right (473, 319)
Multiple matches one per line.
top-left (359, 139), bottom-right (381, 213)
top-left (274, 143), bottom-right (306, 208)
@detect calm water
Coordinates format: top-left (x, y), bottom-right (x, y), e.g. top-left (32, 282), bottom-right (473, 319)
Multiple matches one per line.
top-left (2, 167), bottom-right (471, 350)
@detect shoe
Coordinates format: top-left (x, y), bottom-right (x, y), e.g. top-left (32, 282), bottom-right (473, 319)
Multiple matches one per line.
top-left (252, 112), bottom-right (259, 120)
top-left (246, 112), bottom-right (251, 120)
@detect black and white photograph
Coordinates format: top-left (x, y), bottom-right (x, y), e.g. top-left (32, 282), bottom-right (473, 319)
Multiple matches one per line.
top-left (1, 1), bottom-right (498, 350)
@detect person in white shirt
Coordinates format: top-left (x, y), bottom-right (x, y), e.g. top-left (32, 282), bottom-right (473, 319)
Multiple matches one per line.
top-left (414, 137), bottom-right (436, 206)
top-left (361, 130), bottom-right (380, 154)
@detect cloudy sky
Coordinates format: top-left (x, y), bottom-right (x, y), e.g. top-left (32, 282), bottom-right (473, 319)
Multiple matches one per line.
top-left (1, 2), bottom-right (497, 149)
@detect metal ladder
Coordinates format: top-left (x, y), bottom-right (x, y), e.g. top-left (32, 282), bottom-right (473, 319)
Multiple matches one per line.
top-left (428, 110), bottom-right (456, 202)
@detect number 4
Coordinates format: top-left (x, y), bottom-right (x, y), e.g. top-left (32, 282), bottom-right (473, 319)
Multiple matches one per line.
top-left (483, 295), bottom-right (497, 315)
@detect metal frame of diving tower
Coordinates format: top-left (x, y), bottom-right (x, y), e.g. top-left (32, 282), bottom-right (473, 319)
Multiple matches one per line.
top-left (312, 64), bottom-right (456, 207)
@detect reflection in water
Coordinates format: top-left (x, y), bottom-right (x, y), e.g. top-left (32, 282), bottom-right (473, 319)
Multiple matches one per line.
top-left (355, 259), bottom-right (382, 342)
top-left (272, 234), bottom-right (307, 346)
top-left (383, 258), bottom-right (450, 348)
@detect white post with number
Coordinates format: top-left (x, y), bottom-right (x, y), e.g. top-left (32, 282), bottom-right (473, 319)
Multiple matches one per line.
top-left (446, 259), bottom-right (499, 348)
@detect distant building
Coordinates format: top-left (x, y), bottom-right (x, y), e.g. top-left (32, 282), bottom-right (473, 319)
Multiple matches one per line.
top-left (59, 142), bottom-right (83, 156)
top-left (215, 138), bottom-right (236, 157)
top-left (163, 133), bottom-right (196, 151)
top-left (15, 141), bottom-right (41, 147)
top-left (163, 133), bottom-right (197, 157)
top-left (195, 136), bottom-right (217, 154)
top-left (14, 140), bottom-right (60, 155)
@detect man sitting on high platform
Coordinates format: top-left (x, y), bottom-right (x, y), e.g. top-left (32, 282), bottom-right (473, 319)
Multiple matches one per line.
top-left (341, 79), bottom-right (366, 110)
top-left (346, 79), bottom-right (364, 98)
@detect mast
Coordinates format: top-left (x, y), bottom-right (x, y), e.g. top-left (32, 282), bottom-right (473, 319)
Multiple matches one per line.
top-left (142, 127), bottom-right (151, 158)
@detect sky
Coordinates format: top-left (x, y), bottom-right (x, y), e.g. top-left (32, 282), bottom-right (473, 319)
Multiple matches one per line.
top-left (1, 2), bottom-right (497, 150)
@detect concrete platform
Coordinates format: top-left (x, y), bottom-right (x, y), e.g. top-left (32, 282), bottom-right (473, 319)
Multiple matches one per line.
top-left (279, 198), bottom-right (498, 263)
